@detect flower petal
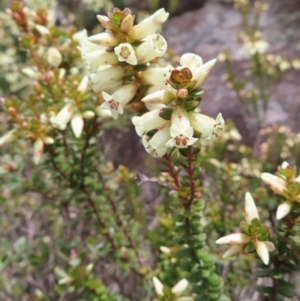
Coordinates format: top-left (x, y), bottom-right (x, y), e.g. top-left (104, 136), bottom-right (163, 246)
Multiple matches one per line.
top-left (244, 192), bottom-right (260, 224)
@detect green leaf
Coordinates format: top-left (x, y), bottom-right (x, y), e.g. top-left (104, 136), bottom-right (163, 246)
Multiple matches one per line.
top-left (255, 285), bottom-right (274, 296)
top-left (277, 280), bottom-right (295, 298)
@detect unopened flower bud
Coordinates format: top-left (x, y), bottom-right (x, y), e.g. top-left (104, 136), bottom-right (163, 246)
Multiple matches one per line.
top-left (276, 201), bottom-right (292, 220)
top-left (82, 110), bottom-right (95, 119)
top-left (152, 277), bottom-right (164, 296)
top-left (33, 138), bottom-right (44, 165)
top-left (159, 246), bottom-right (171, 255)
top-left (177, 88), bottom-right (188, 100)
top-left (171, 279), bottom-right (189, 295)
top-left (0, 129), bottom-right (17, 146)
top-left (35, 24), bottom-right (50, 35)
top-left (77, 75), bottom-right (89, 93)
top-left (120, 14), bottom-right (133, 34)
top-left (47, 47), bottom-right (62, 67)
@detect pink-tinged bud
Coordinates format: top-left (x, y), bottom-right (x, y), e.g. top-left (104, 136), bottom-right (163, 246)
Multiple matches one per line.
top-left (152, 277), bottom-right (164, 296)
top-left (0, 129), bottom-right (17, 146)
top-left (71, 113), bottom-right (84, 138)
top-left (244, 192), bottom-right (260, 224)
top-left (131, 8), bottom-right (169, 40)
top-left (192, 59), bottom-right (217, 90)
top-left (135, 34), bottom-right (167, 64)
top-left (171, 279), bottom-right (189, 295)
top-left (222, 245), bottom-right (243, 258)
top-left (261, 173), bottom-right (287, 195)
top-left (255, 241), bottom-right (270, 265)
top-left (47, 47), bottom-right (62, 67)
top-left (215, 233), bottom-right (251, 245)
top-left (87, 32), bottom-right (119, 47)
top-left (177, 88), bottom-right (189, 100)
top-left (33, 138), bottom-right (44, 165)
top-left (120, 14), bottom-right (133, 34)
top-left (96, 15), bottom-right (110, 28)
top-left (276, 201), bottom-right (293, 220)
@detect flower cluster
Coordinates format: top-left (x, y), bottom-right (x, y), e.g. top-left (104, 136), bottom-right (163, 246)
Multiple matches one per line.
top-left (216, 192), bottom-right (275, 265)
top-left (261, 161), bottom-right (300, 220)
top-left (77, 8), bottom-right (224, 157)
top-left (152, 277), bottom-right (192, 300)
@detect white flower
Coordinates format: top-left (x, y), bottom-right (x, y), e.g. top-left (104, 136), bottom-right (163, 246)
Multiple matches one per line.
top-left (132, 108), bottom-right (168, 137)
top-left (244, 40), bottom-right (269, 56)
top-left (51, 103), bottom-right (75, 130)
top-left (261, 173), bottom-right (287, 195)
top-left (189, 112), bottom-right (224, 140)
top-left (180, 53), bottom-right (203, 72)
top-left (114, 43), bottom-right (137, 65)
top-left (159, 246), bottom-right (171, 255)
top-left (152, 277), bottom-right (164, 296)
top-left (216, 192), bottom-right (275, 265)
top-left (131, 8), bottom-right (169, 41)
top-left (166, 107), bottom-right (198, 148)
top-left (99, 83), bottom-right (137, 119)
top-left (135, 34), bottom-right (167, 64)
top-left (84, 48), bottom-right (119, 72)
top-left (276, 201), bottom-right (293, 220)
top-left (171, 279), bottom-right (189, 295)
top-left (90, 65), bottom-right (130, 93)
top-left (142, 135), bottom-right (167, 158)
top-left (244, 192), bottom-right (260, 224)
top-left (77, 75), bottom-right (89, 93)
top-left (142, 87), bottom-right (176, 104)
top-left (35, 24), bottom-right (50, 36)
top-left (71, 113), bottom-right (84, 138)
top-left (140, 66), bottom-right (174, 87)
top-left (33, 138), bottom-right (44, 165)
top-left (192, 59), bottom-right (217, 90)
top-left (0, 129), bottom-right (17, 146)
top-left (47, 47), bottom-right (62, 67)
top-left (87, 32), bottom-right (119, 47)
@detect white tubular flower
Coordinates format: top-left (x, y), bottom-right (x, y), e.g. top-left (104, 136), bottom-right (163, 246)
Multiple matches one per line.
top-left (114, 43), bottom-right (137, 65)
top-left (180, 53), bottom-right (203, 72)
top-left (142, 135), bottom-right (167, 158)
top-left (189, 112), bottom-right (224, 140)
top-left (166, 107), bottom-right (198, 148)
top-left (135, 34), bottom-right (167, 64)
top-left (159, 246), bottom-right (171, 255)
top-left (132, 109), bottom-right (168, 136)
top-left (261, 173), bottom-right (287, 195)
top-left (87, 32), bottom-right (119, 47)
top-left (90, 65), bottom-right (130, 93)
top-left (33, 138), bottom-right (44, 165)
top-left (77, 75), bottom-right (89, 93)
top-left (84, 49), bottom-right (119, 72)
top-left (142, 87), bottom-right (176, 104)
top-left (244, 192), bottom-right (260, 224)
top-left (35, 24), bottom-right (50, 36)
top-left (171, 279), bottom-right (189, 295)
top-left (223, 245), bottom-right (244, 258)
top-left (216, 233), bottom-right (251, 245)
top-left (0, 129), bottom-right (17, 146)
top-left (99, 83), bottom-right (137, 119)
top-left (255, 241), bottom-right (274, 265)
top-left (152, 277), bottom-right (164, 296)
top-left (140, 66), bottom-right (174, 87)
top-left (149, 123), bottom-right (171, 150)
top-left (71, 112), bottom-right (84, 138)
top-left (47, 47), bottom-right (62, 67)
top-left (51, 104), bottom-right (75, 130)
top-left (131, 8), bottom-right (169, 41)
top-left (276, 201), bottom-right (293, 220)
top-left (192, 59), bottom-right (217, 90)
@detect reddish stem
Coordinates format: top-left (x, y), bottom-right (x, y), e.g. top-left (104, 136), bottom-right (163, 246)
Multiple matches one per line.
top-left (163, 153), bottom-right (180, 189)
